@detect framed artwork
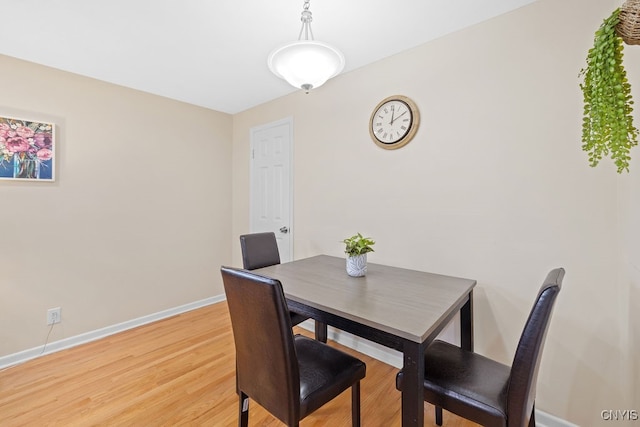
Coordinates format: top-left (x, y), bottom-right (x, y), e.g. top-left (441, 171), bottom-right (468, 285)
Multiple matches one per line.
top-left (0, 115), bottom-right (55, 181)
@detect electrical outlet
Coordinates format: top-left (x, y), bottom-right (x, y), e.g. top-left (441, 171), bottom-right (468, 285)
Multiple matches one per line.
top-left (47, 307), bottom-right (61, 325)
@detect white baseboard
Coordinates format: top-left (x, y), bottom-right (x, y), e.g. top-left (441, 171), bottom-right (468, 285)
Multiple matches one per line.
top-left (0, 295), bottom-right (224, 369)
top-left (536, 410), bottom-right (580, 427)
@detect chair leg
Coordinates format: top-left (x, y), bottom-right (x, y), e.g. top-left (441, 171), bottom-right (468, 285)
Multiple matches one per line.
top-left (238, 391), bottom-right (249, 427)
top-left (435, 406), bottom-right (443, 426)
top-left (352, 381), bottom-right (361, 427)
top-left (315, 320), bottom-right (328, 343)
top-left (529, 403), bottom-right (536, 427)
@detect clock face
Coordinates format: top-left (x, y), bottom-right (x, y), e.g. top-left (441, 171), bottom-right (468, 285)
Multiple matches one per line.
top-left (369, 95), bottom-right (419, 150)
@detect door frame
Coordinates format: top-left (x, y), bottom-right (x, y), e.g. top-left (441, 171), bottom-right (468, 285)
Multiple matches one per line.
top-left (249, 117), bottom-right (294, 262)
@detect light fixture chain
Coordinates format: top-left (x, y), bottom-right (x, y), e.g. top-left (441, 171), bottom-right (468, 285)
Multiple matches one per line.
top-left (298, 0), bottom-right (314, 41)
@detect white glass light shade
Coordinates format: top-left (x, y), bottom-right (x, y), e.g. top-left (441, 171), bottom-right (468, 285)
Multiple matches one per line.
top-left (268, 40), bottom-right (345, 91)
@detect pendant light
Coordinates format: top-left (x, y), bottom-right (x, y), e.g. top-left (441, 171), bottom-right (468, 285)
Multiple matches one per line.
top-left (268, 0), bottom-right (345, 93)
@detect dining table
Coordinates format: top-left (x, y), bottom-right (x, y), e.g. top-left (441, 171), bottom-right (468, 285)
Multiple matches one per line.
top-left (254, 254), bottom-right (477, 427)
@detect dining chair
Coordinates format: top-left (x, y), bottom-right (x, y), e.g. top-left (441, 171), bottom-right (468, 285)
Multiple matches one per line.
top-left (396, 268), bottom-right (564, 427)
top-left (221, 266), bottom-right (366, 427)
top-left (239, 232), bottom-right (328, 342)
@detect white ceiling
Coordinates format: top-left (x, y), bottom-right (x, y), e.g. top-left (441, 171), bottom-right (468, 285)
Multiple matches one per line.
top-left (0, 0), bottom-right (536, 114)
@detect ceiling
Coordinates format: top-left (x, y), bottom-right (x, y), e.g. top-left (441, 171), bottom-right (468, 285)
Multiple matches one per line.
top-left (0, 0), bottom-right (536, 114)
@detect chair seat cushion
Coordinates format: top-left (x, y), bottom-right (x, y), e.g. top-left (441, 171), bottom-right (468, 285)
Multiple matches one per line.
top-left (295, 335), bottom-right (366, 419)
top-left (396, 340), bottom-right (511, 427)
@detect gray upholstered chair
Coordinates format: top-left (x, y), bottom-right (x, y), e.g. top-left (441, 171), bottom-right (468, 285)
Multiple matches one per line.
top-left (221, 266), bottom-right (366, 427)
top-left (239, 232), bottom-right (328, 342)
top-left (396, 268), bottom-right (564, 427)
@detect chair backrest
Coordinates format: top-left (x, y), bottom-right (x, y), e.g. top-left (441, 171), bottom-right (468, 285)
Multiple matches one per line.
top-left (506, 268), bottom-right (564, 426)
top-left (239, 232), bottom-right (281, 270)
top-left (220, 266), bottom-right (300, 425)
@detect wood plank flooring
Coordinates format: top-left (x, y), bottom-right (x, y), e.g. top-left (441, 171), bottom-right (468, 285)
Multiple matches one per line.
top-left (0, 302), bottom-right (478, 426)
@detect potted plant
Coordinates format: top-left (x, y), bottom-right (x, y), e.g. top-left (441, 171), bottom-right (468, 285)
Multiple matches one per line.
top-left (342, 233), bottom-right (375, 277)
top-left (579, 5), bottom-right (639, 173)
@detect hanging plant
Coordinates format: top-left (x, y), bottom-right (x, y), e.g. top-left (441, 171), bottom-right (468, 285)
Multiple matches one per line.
top-left (579, 8), bottom-right (638, 173)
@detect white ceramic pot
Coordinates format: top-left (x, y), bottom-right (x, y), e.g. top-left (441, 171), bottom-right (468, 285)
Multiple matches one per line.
top-left (346, 254), bottom-right (367, 277)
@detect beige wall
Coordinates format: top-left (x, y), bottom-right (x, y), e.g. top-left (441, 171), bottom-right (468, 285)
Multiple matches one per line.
top-left (0, 55), bottom-right (232, 356)
top-left (233, 0), bottom-right (636, 425)
top-left (620, 115), bottom-right (640, 409)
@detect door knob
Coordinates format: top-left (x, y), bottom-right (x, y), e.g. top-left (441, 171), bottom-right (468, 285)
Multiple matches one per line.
top-left (279, 226), bottom-right (289, 234)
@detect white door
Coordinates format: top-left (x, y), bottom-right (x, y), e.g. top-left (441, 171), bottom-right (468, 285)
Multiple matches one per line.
top-left (249, 118), bottom-right (293, 262)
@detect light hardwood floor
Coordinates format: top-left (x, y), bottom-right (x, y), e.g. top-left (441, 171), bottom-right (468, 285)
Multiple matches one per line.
top-left (0, 302), bottom-right (478, 426)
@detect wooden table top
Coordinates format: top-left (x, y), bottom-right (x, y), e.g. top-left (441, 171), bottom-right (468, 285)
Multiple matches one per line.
top-left (255, 255), bottom-right (476, 343)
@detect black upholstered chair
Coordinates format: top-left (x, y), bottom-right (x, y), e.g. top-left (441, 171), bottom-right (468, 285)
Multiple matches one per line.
top-left (239, 232), bottom-right (328, 342)
top-left (239, 232), bottom-right (283, 270)
top-left (396, 268), bottom-right (564, 427)
top-left (221, 266), bottom-right (366, 427)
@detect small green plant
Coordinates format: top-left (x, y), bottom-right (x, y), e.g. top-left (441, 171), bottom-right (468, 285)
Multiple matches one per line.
top-left (342, 233), bottom-right (375, 257)
top-left (579, 8), bottom-right (638, 173)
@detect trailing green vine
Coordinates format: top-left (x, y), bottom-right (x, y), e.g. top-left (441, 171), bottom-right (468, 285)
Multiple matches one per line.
top-left (580, 8), bottom-right (638, 173)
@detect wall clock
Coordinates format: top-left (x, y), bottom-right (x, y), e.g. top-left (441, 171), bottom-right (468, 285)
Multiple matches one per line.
top-left (369, 95), bottom-right (420, 150)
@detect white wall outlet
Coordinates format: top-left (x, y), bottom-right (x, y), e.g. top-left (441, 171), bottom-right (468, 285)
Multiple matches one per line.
top-left (47, 307), bottom-right (61, 325)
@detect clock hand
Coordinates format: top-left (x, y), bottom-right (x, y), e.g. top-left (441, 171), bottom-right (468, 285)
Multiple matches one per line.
top-left (394, 111), bottom-right (408, 121)
top-left (389, 105), bottom-right (396, 126)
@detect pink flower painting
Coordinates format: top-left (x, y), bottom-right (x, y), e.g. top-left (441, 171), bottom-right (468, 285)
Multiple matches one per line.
top-left (0, 116), bottom-right (55, 181)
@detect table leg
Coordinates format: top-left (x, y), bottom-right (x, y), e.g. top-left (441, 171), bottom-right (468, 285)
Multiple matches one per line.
top-left (402, 341), bottom-right (425, 427)
top-left (460, 290), bottom-right (474, 352)
top-left (315, 320), bottom-right (328, 343)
